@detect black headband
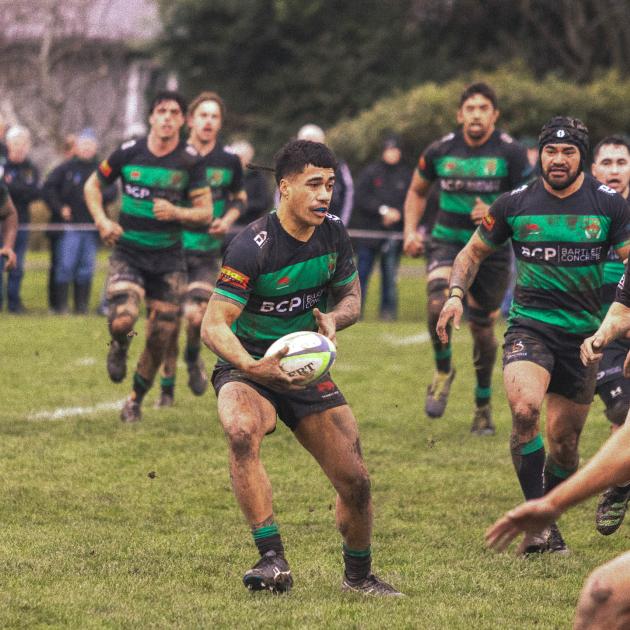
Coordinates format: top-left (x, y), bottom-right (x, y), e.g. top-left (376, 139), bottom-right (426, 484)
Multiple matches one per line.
top-left (538, 116), bottom-right (589, 162)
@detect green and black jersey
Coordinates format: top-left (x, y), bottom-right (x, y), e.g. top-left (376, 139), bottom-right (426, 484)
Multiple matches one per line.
top-left (97, 137), bottom-right (208, 258)
top-left (183, 144), bottom-right (244, 255)
top-left (479, 174), bottom-right (630, 335)
top-left (601, 196), bottom-right (630, 308)
top-left (418, 129), bottom-right (529, 246)
top-left (214, 211), bottom-right (357, 359)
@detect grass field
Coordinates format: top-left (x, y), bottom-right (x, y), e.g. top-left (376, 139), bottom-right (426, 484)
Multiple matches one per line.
top-left (1, 251), bottom-right (627, 628)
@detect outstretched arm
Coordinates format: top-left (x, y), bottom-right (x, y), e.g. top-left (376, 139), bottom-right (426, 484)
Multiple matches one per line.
top-left (436, 232), bottom-right (496, 343)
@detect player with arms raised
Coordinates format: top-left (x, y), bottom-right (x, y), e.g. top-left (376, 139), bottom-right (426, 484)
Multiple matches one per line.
top-left (201, 139), bottom-right (402, 596)
top-left (438, 117), bottom-right (630, 554)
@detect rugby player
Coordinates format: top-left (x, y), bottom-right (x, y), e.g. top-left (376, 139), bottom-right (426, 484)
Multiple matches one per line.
top-left (590, 136), bottom-right (630, 535)
top-left (437, 117), bottom-right (630, 554)
top-left (0, 176), bottom-right (18, 272)
top-left (201, 140), bottom-right (402, 596)
top-left (404, 82), bottom-right (529, 434)
top-left (84, 91), bottom-right (212, 422)
top-left (157, 92), bottom-right (246, 407)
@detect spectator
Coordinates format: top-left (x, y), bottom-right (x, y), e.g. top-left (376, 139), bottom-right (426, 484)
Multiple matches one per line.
top-left (353, 135), bottom-right (413, 320)
top-left (43, 129), bottom-right (117, 314)
top-left (3, 125), bottom-right (40, 313)
top-left (229, 139), bottom-right (271, 226)
top-left (296, 124), bottom-right (354, 225)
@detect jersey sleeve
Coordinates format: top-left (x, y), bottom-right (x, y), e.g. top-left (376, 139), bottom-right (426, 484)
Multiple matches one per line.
top-left (187, 156), bottom-right (210, 196)
top-left (417, 143), bottom-right (438, 182)
top-left (97, 145), bottom-right (128, 186)
top-left (476, 192), bottom-right (513, 248)
top-left (615, 264), bottom-right (630, 307)
top-left (214, 231), bottom-right (262, 305)
top-left (607, 195), bottom-right (630, 250)
top-left (331, 222), bottom-right (358, 287)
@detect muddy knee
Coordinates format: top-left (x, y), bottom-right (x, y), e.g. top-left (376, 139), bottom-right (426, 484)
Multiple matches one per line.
top-left (338, 473), bottom-right (372, 513)
top-left (575, 571), bottom-right (615, 629)
top-left (224, 425), bottom-right (258, 461)
top-left (511, 403), bottom-right (540, 438)
top-left (108, 289), bottom-right (141, 338)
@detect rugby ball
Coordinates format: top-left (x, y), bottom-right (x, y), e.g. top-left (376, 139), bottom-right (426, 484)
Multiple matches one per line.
top-left (264, 331), bottom-right (336, 385)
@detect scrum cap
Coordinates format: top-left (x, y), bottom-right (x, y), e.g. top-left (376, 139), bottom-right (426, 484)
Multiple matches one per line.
top-left (538, 116), bottom-right (589, 163)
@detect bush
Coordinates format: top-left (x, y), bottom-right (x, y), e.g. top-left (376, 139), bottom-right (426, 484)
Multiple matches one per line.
top-left (327, 64), bottom-right (630, 169)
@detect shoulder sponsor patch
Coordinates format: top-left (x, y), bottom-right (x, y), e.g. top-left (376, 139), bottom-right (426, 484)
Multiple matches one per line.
top-left (218, 265), bottom-right (250, 291)
top-left (500, 132), bottom-right (514, 144)
top-left (439, 132), bottom-right (455, 144)
top-left (481, 213), bottom-right (495, 230)
top-left (121, 139), bottom-right (137, 151)
top-left (598, 184), bottom-right (617, 195)
top-left (325, 212), bottom-right (341, 222)
top-left (99, 160), bottom-right (112, 177)
top-left (186, 144), bottom-right (199, 156)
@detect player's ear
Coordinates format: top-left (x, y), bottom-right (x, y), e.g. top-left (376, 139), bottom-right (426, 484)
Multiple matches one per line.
top-left (456, 107), bottom-right (464, 125)
top-left (279, 178), bottom-right (290, 199)
top-left (491, 108), bottom-right (500, 124)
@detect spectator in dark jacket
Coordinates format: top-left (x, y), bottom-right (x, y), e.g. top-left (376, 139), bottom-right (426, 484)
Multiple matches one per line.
top-left (3, 125), bottom-right (40, 313)
top-left (354, 135), bottom-right (413, 320)
top-left (43, 129), bottom-right (117, 314)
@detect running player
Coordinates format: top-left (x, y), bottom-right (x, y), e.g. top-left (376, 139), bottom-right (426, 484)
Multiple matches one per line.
top-left (404, 82), bottom-right (529, 434)
top-left (157, 92), bottom-right (246, 407)
top-left (201, 139), bottom-right (401, 596)
top-left (84, 90), bottom-right (212, 422)
top-left (590, 135), bottom-right (630, 535)
top-left (437, 117), bottom-right (630, 554)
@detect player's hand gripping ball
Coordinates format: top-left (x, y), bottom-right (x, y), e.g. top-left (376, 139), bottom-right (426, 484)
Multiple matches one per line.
top-left (264, 331), bottom-right (336, 385)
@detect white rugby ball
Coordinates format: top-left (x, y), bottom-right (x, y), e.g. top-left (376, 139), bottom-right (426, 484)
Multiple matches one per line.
top-left (264, 331), bottom-right (336, 385)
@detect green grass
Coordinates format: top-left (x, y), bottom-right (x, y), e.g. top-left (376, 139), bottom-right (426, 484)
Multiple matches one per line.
top-left (0, 252), bottom-right (623, 628)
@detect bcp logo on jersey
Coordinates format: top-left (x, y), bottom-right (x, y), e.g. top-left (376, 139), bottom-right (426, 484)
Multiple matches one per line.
top-left (218, 266), bottom-right (249, 290)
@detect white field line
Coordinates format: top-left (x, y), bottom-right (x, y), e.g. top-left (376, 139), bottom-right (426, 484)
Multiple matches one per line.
top-left (28, 399), bottom-right (126, 421)
top-left (380, 332), bottom-right (431, 346)
top-left (74, 356), bottom-right (97, 366)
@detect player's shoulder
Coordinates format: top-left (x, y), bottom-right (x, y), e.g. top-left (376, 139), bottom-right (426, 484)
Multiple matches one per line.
top-left (115, 137), bottom-right (145, 157)
top-left (229, 213), bottom-right (274, 254)
top-left (425, 132), bottom-right (456, 155)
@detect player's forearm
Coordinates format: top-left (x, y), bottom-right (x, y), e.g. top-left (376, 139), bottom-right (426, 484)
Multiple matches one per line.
top-left (84, 173), bottom-right (107, 224)
top-left (595, 302), bottom-right (630, 346)
top-left (221, 207), bottom-right (241, 228)
top-left (201, 305), bottom-right (255, 370)
top-left (180, 191), bottom-right (213, 225)
top-left (547, 421), bottom-right (630, 513)
top-left (330, 278), bottom-right (361, 330)
top-left (403, 189), bottom-right (426, 238)
top-left (449, 247), bottom-right (482, 292)
top-left (1, 198), bottom-right (18, 249)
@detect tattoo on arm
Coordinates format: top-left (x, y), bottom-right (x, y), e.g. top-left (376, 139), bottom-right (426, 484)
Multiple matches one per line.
top-left (449, 235), bottom-right (494, 291)
top-left (251, 514), bottom-right (275, 530)
top-left (330, 277), bottom-right (361, 330)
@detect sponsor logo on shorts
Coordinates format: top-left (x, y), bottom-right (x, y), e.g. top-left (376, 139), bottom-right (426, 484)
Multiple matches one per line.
top-left (317, 380), bottom-right (335, 393)
top-left (519, 245), bottom-right (603, 263)
top-left (507, 339), bottom-right (527, 360)
top-left (99, 160), bottom-right (112, 177)
top-left (218, 265), bottom-right (250, 290)
top-left (611, 385), bottom-right (623, 399)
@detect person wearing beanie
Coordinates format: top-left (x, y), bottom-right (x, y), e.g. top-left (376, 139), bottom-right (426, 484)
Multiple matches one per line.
top-left (353, 134), bottom-right (412, 320)
top-left (438, 115), bottom-right (630, 556)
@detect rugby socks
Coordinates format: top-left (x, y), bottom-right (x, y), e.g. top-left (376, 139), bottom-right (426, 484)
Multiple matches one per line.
top-left (184, 343), bottom-right (200, 365)
top-left (434, 344), bottom-right (452, 374)
top-left (252, 523), bottom-right (285, 558)
top-left (132, 372), bottom-right (152, 405)
top-left (343, 544), bottom-right (371, 582)
top-left (160, 376), bottom-right (175, 397)
top-left (511, 433), bottom-right (545, 500)
top-left (543, 455), bottom-right (577, 495)
top-left (473, 333), bottom-right (496, 408)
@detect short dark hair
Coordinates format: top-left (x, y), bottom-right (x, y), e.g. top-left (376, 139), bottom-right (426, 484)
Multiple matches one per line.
top-left (274, 140), bottom-right (338, 184)
top-left (593, 135), bottom-right (630, 162)
top-left (149, 90), bottom-right (187, 116)
top-left (188, 91), bottom-right (226, 119)
top-left (459, 82), bottom-right (498, 109)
